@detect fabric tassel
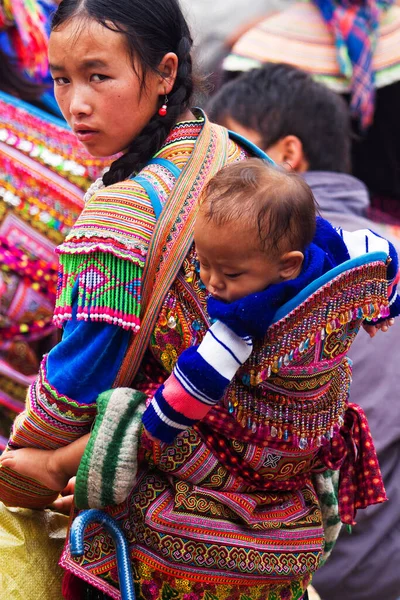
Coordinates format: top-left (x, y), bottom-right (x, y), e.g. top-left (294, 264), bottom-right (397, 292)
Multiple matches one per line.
top-left (318, 402), bottom-right (387, 526)
top-left (54, 251), bottom-right (143, 331)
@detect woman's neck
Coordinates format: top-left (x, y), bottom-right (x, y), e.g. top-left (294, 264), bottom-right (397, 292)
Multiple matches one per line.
top-left (177, 108), bottom-right (197, 122)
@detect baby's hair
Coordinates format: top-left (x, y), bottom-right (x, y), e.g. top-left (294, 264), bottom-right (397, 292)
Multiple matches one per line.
top-left (200, 158), bottom-right (317, 254)
top-left (52, 0), bottom-right (194, 186)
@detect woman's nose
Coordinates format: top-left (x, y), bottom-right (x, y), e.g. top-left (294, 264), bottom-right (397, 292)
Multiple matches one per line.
top-left (69, 87), bottom-right (92, 117)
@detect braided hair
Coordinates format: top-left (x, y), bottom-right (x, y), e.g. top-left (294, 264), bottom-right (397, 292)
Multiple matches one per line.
top-left (52, 0), bottom-right (194, 185)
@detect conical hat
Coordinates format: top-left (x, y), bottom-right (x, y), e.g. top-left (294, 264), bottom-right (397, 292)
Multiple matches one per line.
top-left (223, 0), bottom-right (400, 92)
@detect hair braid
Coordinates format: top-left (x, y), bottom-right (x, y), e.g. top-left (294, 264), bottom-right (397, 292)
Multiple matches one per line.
top-left (103, 36), bottom-right (194, 186)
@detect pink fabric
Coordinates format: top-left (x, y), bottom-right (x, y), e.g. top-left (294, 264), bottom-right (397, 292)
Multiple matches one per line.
top-left (162, 373), bottom-right (212, 420)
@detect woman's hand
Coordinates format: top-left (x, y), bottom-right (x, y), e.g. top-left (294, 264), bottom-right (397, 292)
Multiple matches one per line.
top-left (49, 477), bottom-right (76, 515)
top-left (362, 318), bottom-right (395, 338)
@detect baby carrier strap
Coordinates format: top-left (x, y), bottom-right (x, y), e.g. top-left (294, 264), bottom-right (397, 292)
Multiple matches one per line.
top-left (134, 157), bottom-right (182, 220)
top-left (114, 115), bottom-right (233, 386)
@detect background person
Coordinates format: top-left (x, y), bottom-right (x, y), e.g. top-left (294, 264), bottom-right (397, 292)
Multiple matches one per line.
top-left (222, 0), bottom-right (400, 224)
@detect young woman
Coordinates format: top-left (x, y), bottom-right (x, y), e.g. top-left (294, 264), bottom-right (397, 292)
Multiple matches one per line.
top-left (0, 0), bottom-right (106, 452)
top-left (0, 2), bottom-right (385, 600)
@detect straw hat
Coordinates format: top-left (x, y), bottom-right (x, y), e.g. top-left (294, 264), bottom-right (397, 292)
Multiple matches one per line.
top-left (223, 0), bottom-right (400, 92)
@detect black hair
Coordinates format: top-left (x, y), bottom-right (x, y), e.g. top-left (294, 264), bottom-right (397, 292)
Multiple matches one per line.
top-left (52, 0), bottom-right (194, 185)
top-left (0, 47), bottom-right (45, 101)
top-left (200, 158), bottom-right (317, 254)
top-left (207, 62), bottom-right (351, 174)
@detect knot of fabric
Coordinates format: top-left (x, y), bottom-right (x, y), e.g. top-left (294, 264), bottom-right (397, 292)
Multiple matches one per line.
top-left (319, 402), bottom-right (387, 525)
top-left (314, 0), bottom-right (395, 129)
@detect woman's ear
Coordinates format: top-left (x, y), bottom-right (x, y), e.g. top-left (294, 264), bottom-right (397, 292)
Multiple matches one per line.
top-left (266, 135), bottom-right (309, 172)
top-left (279, 251), bottom-right (304, 280)
top-left (157, 52), bottom-right (179, 94)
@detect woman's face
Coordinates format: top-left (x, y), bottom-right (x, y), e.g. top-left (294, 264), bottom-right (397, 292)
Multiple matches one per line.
top-left (49, 18), bottom-right (163, 157)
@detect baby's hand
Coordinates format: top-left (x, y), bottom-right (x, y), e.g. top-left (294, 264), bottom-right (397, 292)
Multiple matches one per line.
top-left (362, 318), bottom-right (395, 338)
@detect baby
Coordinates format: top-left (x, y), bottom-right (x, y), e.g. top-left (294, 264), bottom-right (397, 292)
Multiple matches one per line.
top-left (0, 159), bottom-right (396, 491)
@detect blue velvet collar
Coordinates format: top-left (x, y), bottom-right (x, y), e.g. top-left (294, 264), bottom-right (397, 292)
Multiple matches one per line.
top-left (207, 217), bottom-right (350, 338)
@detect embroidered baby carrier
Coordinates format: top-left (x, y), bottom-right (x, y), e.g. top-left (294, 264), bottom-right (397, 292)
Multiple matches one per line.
top-left (60, 120), bottom-right (388, 600)
top-left (64, 254), bottom-right (389, 600)
top-left (219, 252), bottom-right (389, 520)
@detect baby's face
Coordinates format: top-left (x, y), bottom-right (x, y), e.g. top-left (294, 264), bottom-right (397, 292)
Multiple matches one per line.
top-left (194, 213), bottom-right (283, 303)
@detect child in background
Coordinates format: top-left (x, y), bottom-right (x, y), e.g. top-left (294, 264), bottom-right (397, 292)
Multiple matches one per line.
top-left (1, 158), bottom-right (396, 482)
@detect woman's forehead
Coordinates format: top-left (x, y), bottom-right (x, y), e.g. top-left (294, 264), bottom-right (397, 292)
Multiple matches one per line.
top-left (49, 17), bottom-right (128, 63)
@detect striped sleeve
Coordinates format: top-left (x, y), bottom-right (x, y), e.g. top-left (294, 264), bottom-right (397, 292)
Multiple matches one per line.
top-left (338, 227), bottom-right (400, 317)
top-left (142, 321), bottom-right (253, 442)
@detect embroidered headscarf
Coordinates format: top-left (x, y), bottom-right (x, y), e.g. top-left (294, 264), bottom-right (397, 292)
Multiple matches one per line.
top-left (0, 0), bottom-right (49, 78)
top-left (314, 0), bottom-right (395, 129)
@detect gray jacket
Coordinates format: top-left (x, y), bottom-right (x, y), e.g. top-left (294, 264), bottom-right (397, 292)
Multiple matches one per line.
top-left (305, 172), bottom-right (400, 600)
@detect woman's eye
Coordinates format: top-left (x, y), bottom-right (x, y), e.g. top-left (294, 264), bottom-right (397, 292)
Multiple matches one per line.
top-left (91, 73), bottom-right (109, 82)
top-left (53, 77), bottom-right (69, 86)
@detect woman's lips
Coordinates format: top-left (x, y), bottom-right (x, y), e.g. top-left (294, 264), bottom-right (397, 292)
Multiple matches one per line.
top-left (75, 129), bottom-right (99, 142)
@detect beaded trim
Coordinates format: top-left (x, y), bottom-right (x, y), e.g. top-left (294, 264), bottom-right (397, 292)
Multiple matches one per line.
top-left (0, 94), bottom-right (108, 188)
top-left (225, 259), bottom-right (389, 447)
top-left (246, 259), bottom-right (388, 382)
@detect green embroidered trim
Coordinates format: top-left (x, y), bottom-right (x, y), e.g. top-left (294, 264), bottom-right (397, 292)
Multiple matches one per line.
top-left (54, 252), bottom-right (143, 331)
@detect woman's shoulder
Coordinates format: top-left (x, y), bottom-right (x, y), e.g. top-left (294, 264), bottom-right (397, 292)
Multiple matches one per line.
top-left (58, 171), bottom-right (170, 265)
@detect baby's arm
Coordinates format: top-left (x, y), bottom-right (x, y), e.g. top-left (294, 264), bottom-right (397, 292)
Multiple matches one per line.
top-left (142, 321), bottom-right (252, 442)
top-left (338, 227), bottom-right (400, 334)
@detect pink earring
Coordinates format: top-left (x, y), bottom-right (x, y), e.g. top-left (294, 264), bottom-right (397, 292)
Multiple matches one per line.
top-left (158, 95), bottom-right (168, 117)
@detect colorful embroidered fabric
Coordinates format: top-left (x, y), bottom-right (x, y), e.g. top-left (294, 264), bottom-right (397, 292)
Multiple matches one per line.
top-left (62, 426), bottom-right (321, 600)
top-left (61, 255), bottom-right (389, 599)
top-left (0, 91), bottom-right (108, 450)
top-left (314, 0), bottom-right (395, 129)
top-left (0, 0), bottom-right (48, 78)
top-left (223, 0), bottom-right (400, 98)
top-left (53, 120), bottom-right (208, 333)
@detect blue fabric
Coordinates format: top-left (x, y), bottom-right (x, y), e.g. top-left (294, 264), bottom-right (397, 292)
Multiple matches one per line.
top-left (208, 216), bottom-right (349, 339)
top-left (175, 346), bottom-right (230, 398)
top-left (47, 294), bottom-right (130, 404)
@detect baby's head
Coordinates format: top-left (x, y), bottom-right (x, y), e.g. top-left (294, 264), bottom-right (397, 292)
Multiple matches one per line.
top-left (194, 158), bottom-right (317, 302)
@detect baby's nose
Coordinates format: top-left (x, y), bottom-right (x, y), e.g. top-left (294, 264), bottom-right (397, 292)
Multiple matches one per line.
top-left (209, 275), bottom-right (224, 290)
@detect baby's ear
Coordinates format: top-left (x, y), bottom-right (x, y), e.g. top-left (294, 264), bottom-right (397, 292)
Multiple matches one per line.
top-left (279, 251), bottom-right (304, 281)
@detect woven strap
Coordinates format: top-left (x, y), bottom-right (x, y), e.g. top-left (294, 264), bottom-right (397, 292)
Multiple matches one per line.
top-left (114, 118), bottom-right (230, 386)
